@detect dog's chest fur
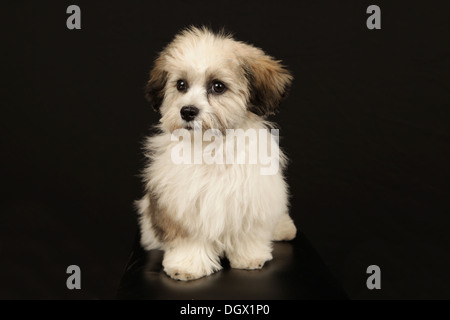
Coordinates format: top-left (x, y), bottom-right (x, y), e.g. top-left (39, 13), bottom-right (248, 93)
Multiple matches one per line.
top-left (143, 131), bottom-right (288, 240)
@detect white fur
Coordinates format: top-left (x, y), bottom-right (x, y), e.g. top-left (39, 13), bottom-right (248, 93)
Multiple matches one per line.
top-left (137, 27), bottom-right (296, 281)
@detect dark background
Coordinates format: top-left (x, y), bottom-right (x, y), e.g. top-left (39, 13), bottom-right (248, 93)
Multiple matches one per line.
top-left (2, 0), bottom-right (450, 299)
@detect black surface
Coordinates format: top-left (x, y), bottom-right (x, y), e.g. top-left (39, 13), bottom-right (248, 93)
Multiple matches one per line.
top-left (2, 1), bottom-right (450, 299)
top-left (117, 234), bottom-right (348, 300)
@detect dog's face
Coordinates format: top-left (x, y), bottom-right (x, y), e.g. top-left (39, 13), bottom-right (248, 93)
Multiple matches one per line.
top-left (145, 27), bottom-right (292, 132)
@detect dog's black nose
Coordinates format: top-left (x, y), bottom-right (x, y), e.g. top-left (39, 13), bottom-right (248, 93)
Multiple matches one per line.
top-left (180, 106), bottom-right (199, 121)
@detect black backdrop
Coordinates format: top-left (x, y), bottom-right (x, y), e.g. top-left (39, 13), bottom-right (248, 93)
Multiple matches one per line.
top-left (2, 1), bottom-right (450, 299)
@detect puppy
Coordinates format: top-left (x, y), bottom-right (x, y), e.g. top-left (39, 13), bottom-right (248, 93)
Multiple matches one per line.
top-left (137, 27), bottom-right (296, 281)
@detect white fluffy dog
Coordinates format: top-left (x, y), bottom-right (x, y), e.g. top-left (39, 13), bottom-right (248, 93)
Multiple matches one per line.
top-left (137, 27), bottom-right (297, 281)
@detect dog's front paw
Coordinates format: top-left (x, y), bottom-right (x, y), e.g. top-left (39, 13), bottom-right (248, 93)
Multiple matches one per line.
top-left (164, 266), bottom-right (209, 281)
top-left (229, 254), bottom-right (273, 270)
top-left (162, 246), bottom-right (222, 281)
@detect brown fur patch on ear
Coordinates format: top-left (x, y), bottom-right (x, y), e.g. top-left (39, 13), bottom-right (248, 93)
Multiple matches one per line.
top-left (145, 56), bottom-right (167, 112)
top-left (239, 45), bottom-right (293, 117)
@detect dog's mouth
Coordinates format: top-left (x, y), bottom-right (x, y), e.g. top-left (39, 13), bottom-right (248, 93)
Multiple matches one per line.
top-left (179, 119), bottom-right (228, 135)
top-left (182, 120), bottom-right (202, 131)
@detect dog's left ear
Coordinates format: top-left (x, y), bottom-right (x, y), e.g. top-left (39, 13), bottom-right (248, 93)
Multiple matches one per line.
top-left (144, 56), bottom-right (168, 112)
top-left (240, 46), bottom-right (293, 117)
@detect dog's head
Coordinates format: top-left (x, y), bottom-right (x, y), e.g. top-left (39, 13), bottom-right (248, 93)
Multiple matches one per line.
top-left (145, 27), bottom-right (292, 132)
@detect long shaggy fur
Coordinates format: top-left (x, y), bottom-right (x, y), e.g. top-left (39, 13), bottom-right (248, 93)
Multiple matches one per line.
top-left (137, 26), bottom-right (297, 281)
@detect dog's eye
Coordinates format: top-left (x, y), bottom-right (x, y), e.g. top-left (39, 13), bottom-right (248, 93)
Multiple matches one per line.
top-left (211, 81), bottom-right (226, 94)
top-left (177, 79), bottom-right (187, 92)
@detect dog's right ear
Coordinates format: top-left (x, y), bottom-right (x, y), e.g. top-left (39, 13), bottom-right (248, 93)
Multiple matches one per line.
top-left (144, 56), bottom-right (168, 112)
